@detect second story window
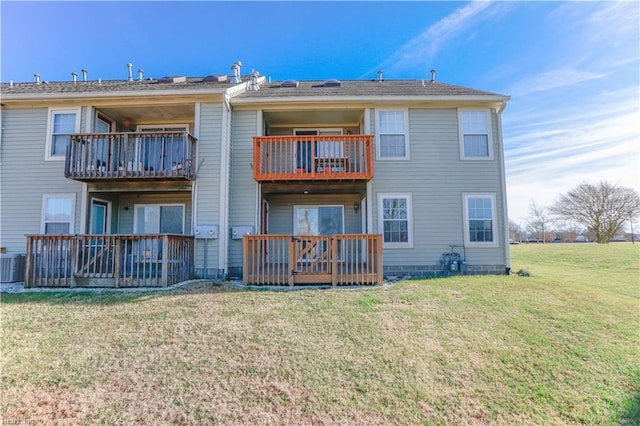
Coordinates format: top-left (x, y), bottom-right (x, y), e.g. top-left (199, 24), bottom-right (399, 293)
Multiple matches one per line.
top-left (46, 108), bottom-right (80, 160)
top-left (459, 109), bottom-right (493, 160)
top-left (376, 110), bottom-right (409, 160)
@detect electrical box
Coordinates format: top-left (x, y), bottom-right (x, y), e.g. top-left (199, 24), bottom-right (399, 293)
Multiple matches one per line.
top-left (194, 225), bottom-right (218, 239)
top-left (231, 226), bottom-right (253, 240)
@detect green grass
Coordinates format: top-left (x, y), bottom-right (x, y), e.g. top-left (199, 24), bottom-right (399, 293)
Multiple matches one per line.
top-left (1, 243), bottom-right (638, 425)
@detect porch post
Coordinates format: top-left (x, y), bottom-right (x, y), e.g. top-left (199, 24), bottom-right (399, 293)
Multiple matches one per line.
top-left (331, 237), bottom-right (338, 286)
top-left (161, 235), bottom-right (169, 287)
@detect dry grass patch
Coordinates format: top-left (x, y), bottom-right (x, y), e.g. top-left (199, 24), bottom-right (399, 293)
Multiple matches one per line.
top-left (1, 244), bottom-right (638, 424)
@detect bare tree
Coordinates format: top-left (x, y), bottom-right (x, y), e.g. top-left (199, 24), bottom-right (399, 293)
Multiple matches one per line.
top-left (550, 181), bottom-right (640, 244)
top-left (508, 220), bottom-right (524, 242)
top-left (526, 200), bottom-right (551, 243)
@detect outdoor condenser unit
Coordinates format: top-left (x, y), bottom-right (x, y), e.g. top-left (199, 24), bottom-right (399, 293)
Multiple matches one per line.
top-left (0, 254), bottom-right (26, 283)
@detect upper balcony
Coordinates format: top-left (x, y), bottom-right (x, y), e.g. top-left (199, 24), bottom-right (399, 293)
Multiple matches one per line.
top-left (65, 131), bottom-right (197, 182)
top-left (253, 135), bottom-right (374, 183)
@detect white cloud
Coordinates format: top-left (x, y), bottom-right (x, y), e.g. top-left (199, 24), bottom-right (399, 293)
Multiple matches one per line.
top-left (508, 69), bottom-right (608, 97)
top-left (360, 1), bottom-right (501, 77)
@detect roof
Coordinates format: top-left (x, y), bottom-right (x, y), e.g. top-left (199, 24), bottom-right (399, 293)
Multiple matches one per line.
top-left (234, 79), bottom-right (508, 100)
top-left (0, 76), bottom-right (237, 98)
top-left (0, 76), bottom-right (509, 105)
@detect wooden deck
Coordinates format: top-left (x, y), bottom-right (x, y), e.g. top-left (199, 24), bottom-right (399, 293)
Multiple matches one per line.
top-left (25, 234), bottom-right (194, 288)
top-left (253, 135), bottom-right (374, 182)
top-left (242, 234), bottom-right (383, 286)
top-left (65, 131), bottom-right (197, 181)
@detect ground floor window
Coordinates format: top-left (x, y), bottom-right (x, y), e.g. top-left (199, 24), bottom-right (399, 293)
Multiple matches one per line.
top-left (293, 205), bottom-right (344, 235)
top-left (463, 193), bottom-right (498, 246)
top-left (378, 193), bottom-right (413, 248)
top-left (41, 194), bottom-right (75, 234)
top-left (134, 204), bottom-right (185, 234)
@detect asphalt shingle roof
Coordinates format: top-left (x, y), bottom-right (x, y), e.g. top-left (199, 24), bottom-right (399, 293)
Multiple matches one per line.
top-left (235, 79), bottom-right (507, 99)
top-left (1, 77), bottom-right (508, 100)
top-left (0, 77), bottom-right (233, 95)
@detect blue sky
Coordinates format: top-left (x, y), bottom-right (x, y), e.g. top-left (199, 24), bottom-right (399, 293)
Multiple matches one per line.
top-left (2, 1), bottom-right (638, 226)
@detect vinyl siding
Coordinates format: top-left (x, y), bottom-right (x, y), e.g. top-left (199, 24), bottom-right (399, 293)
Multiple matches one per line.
top-left (228, 110), bottom-right (259, 268)
top-left (370, 107), bottom-right (506, 268)
top-left (0, 107), bottom-right (85, 254)
top-left (193, 102), bottom-right (223, 272)
top-left (266, 194), bottom-right (363, 234)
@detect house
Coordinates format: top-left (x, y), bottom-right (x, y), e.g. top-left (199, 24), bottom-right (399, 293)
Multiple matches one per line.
top-left (0, 64), bottom-right (511, 287)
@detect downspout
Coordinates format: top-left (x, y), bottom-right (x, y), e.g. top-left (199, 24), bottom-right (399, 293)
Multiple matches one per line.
top-left (363, 108), bottom-right (373, 234)
top-left (218, 93), bottom-right (232, 278)
top-left (496, 107), bottom-right (511, 274)
top-left (192, 102), bottom-right (201, 245)
top-left (80, 106), bottom-right (91, 233)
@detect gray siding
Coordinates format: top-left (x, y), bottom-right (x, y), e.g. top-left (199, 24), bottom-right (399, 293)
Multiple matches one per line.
top-left (370, 107), bottom-right (506, 269)
top-left (228, 110), bottom-right (258, 268)
top-left (266, 194), bottom-right (363, 234)
top-left (193, 102), bottom-right (223, 274)
top-left (0, 107), bottom-right (84, 254)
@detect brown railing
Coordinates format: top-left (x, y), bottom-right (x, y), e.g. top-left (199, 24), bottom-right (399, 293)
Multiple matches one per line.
top-left (253, 135), bottom-right (374, 182)
top-left (242, 234), bottom-right (383, 286)
top-left (65, 132), bottom-right (197, 181)
top-left (25, 234), bottom-right (194, 288)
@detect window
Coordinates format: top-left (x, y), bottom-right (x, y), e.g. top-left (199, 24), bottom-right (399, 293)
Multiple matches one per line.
top-left (463, 194), bottom-right (498, 246)
top-left (46, 108), bottom-right (80, 160)
top-left (376, 110), bottom-right (409, 159)
top-left (293, 205), bottom-right (344, 236)
top-left (41, 194), bottom-right (75, 234)
top-left (134, 204), bottom-right (185, 234)
top-left (459, 109), bottom-right (492, 159)
top-left (378, 194), bottom-right (413, 248)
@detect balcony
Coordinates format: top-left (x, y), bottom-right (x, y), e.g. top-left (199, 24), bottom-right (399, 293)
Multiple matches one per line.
top-left (65, 132), bottom-right (197, 181)
top-left (25, 234), bottom-right (194, 288)
top-left (253, 135), bottom-right (374, 182)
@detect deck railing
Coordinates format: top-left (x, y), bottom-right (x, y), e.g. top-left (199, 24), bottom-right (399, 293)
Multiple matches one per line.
top-left (25, 234), bottom-right (194, 287)
top-left (242, 234), bottom-right (383, 286)
top-left (65, 132), bottom-right (197, 181)
top-left (253, 135), bottom-right (374, 182)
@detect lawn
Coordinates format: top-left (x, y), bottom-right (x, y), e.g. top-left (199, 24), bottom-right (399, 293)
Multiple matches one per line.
top-left (1, 244), bottom-right (638, 425)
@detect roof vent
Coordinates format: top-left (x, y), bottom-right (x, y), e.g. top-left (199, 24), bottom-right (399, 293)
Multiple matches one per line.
top-left (81, 68), bottom-right (88, 82)
top-left (127, 63), bottom-right (133, 81)
top-left (377, 70), bottom-right (384, 82)
top-left (34, 73), bottom-right (40, 84)
top-left (323, 79), bottom-right (341, 87)
top-left (430, 69), bottom-right (436, 83)
top-left (203, 74), bottom-right (228, 82)
top-left (71, 72), bottom-right (78, 83)
top-left (158, 75), bottom-right (187, 83)
top-left (281, 80), bottom-right (299, 88)
top-left (248, 71), bottom-right (260, 91)
top-left (230, 61), bottom-right (242, 84)
top-left (138, 69), bottom-right (144, 81)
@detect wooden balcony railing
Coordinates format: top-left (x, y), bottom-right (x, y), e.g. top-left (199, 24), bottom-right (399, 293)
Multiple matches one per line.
top-left (242, 234), bottom-right (383, 286)
top-left (25, 234), bottom-right (194, 288)
top-left (64, 132), bottom-right (197, 181)
top-left (253, 135), bottom-right (374, 182)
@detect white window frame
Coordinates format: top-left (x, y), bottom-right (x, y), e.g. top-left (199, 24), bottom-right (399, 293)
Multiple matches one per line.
top-left (463, 193), bottom-right (498, 247)
top-left (459, 109), bottom-right (493, 160)
top-left (45, 107), bottom-right (81, 161)
top-left (375, 109), bottom-right (410, 160)
top-left (133, 203), bottom-right (186, 234)
top-left (377, 193), bottom-right (413, 248)
top-left (41, 193), bottom-right (76, 234)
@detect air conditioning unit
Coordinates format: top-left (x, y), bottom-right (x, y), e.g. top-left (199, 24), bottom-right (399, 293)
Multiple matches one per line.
top-left (0, 254), bottom-right (26, 283)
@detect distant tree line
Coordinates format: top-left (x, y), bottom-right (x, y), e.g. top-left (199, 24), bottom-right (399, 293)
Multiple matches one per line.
top-left (510, 181), bottom-right (640, 244)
